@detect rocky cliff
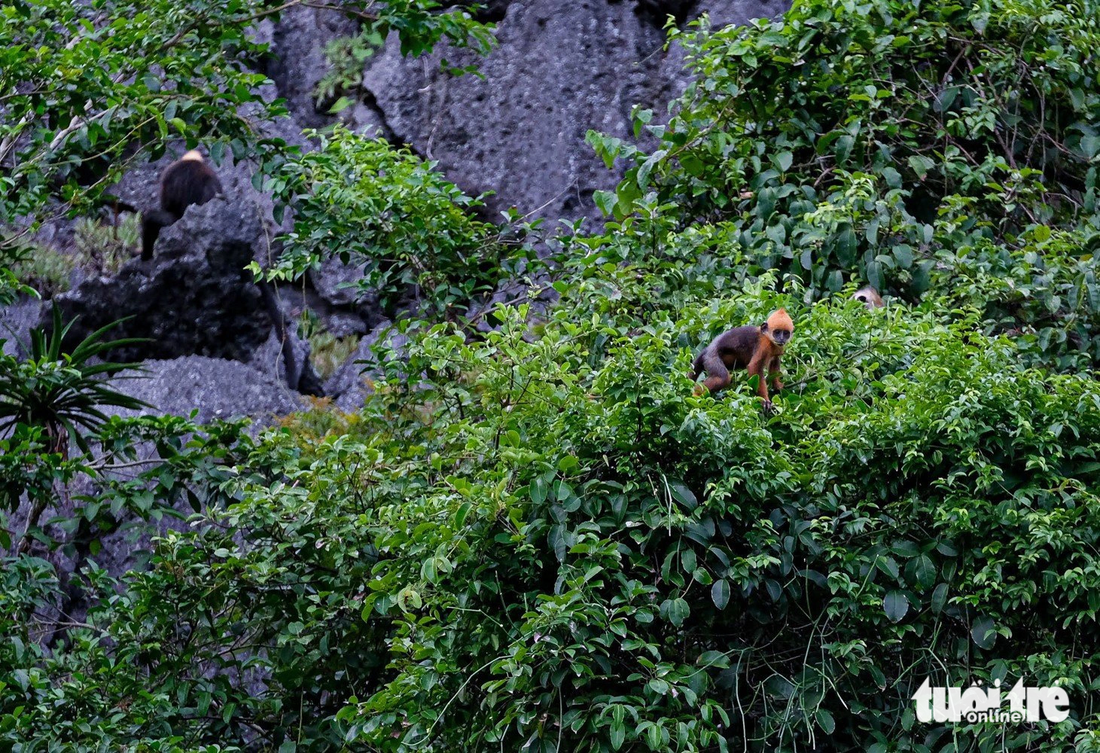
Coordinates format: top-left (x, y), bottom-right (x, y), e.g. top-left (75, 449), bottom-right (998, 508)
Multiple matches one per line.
top-left (4, 0), bottom-right (789, 421)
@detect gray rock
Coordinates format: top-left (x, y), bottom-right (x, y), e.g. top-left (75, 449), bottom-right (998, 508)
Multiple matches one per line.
top-left (44, 193), bottom-right (274, 363)
top-left (325, 322), bottom-right (407, 411)
top-left (694, 0), bottom-right (789, 30)
top-left (311, 257), bottom-right (367, 307)
top-left (351, 0), bottom-right (788, 226)
top-left (268, 5), bottom-right (360, 127)
top-left (247, 326), bottom-right (324, 397)
top-left (463, 277), bottom-right (559, 333)
top-left (308, 258), bottom-right (386, 334)
top-left (108, 355), bottom-right (304, 424)
top-left (0, 296), bottom-right (42, 358)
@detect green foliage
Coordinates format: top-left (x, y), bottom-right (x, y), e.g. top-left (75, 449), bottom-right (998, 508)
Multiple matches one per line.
top-left (0, 306), bottom-right (148, 455)
top-left (9, 242), bottom-right (77, 298)
top-left (6, 216), bottom-right (137, 298)
top-left (74, 214), bottom-right (141, 275)
top-left (316, 27), bottom-right (387, 114)
top-left (13, 287), bottom-right (1100, 750)
top-left (587, 0), bottom-right (1100, 364)
top-left (294, 308), bottom-right (362, 380)
top-left (309, 330), bottom-right (361, 381)
top-left (0, 0), bottom-right (283, 231)
top-left (0, 415), bottom-right (254, 744)
top-left (0, 0), bottom-right (494, 237)
top-left (6, 0), bottom-right (1100, 750)
top-left (263, 127), bottom-right (515, 317)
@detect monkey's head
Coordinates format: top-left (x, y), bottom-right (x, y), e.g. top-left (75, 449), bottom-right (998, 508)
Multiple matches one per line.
top-left (853, 286), bottom-right (884, 309)
top-left (180, 149), bottom-right (205, 163)
top-left (761, 308), bottom-right (794, 347)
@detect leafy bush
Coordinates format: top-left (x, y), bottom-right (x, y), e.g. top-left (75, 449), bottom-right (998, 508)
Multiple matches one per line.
top-left (9, 243), bottom-right (77, 297)
top-left (5, 0), bottom-right (1100, 750)
top-left (587, 0), bottom-right (1100, 364)
top-left (0, 0), bottom-right (494, 238)
top-left (316, 27), bottom-right (387, 115)
top-left (0, 307), bottom-right (148, 456)
top-left (308, 330), bottom-right (362, 381)
top-left (264, 127), bottom-right (521, 317)
top-left (0, 414), bottom-right (253, 744)
top-left (74, 215), bottom-right (140, 275)
top-left (11, 289), bottom-right (1099, 750)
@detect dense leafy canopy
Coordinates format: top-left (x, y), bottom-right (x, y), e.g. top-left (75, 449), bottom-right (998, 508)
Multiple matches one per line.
top-left (3, 0), bottom-right (1100, 751)
top-left (590, 0), bottom-right (1100, 367)
top-left (261, 127), bottom-right (521, 317)
top-left (0, 0), bottom-right (493, 238)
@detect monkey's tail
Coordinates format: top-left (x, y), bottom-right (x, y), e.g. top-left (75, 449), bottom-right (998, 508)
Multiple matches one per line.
top-left (140, 209), bottom-right (177, 260)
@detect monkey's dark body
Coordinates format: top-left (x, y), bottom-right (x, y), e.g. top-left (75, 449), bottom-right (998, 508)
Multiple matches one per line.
top-left (692, 326), bottom-right (760, 375)
top-left (141, 156), bottom-right (222, 260)
top-left (690, 310), bottom-right (792, 406)
top-left (691, 326), bottom-right (781, 396)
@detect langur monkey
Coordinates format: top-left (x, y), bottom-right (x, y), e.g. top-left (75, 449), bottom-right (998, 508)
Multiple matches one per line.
top-left (691, 309), bottom-right (794, 412)
top-left (853, 286), bottom-right (884, 309)
top-left (140, 150), bottom-right (223, 260)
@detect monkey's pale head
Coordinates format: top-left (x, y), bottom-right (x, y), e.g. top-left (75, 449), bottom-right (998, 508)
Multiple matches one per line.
top-left (180, 149), bottom-right (204, 163)
top-left (761, 308), bottom-right (793, 347)
top-left (853, 286), bottom-right (884, 309)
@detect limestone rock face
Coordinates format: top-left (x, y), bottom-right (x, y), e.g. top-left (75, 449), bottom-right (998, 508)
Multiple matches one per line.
top-left (9, 0), bottom-right (792, 414)
top-left (44, 196), bottom-right (272, 363)
top-left (108, 355), bottom-right (304, 425)
top-left (344, 0), bottom-right (788, 224)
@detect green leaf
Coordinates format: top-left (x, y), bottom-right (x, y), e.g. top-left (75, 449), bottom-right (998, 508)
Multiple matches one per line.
top-left (1082, 133), bottom-right (1100, 160)
top-left (711, 580), bottom-right (731, 610)
top-left (908, 155), bottom-right (935, 180)
top-left (530, 475), bottom-right (549, 504)
top-left (669, 480), bottom-right (698, 510)
top-left (662, 598), bottom-right (690, 627)
top-left (931, 583), bottom-right (949, 613)
top-left (884, 591), bottom-right (909, 623)
top-left (972, 617), bottom-right (997, 649)
top-left (911, 554), bottom-right (936, 590)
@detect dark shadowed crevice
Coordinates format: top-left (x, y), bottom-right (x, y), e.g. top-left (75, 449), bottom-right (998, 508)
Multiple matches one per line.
top-left (438, 0), bottom-right (514, 23)
top-left (630, 0), bottom-right (700, 28)
top-left (358, 88), bottom-right (401, 145)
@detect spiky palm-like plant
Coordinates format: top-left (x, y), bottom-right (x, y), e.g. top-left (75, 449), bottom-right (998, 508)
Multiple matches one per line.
top-left (0, 306), bottom-right (149, 457)
top-left (1, 307), bottom-right (150, 552)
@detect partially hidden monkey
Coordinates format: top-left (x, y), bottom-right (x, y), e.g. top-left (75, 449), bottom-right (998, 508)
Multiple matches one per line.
top-left (140, 149), bottom-right (223, 260)
top-left (690, 309), bottom-right (794, 411)
top-left (853, 286), bottom-right (884, 309)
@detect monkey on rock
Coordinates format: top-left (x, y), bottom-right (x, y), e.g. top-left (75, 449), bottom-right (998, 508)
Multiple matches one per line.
top-left (690, 309), bottom-right (794, 413)
top-left (140, 149), bottom-right (223, 260)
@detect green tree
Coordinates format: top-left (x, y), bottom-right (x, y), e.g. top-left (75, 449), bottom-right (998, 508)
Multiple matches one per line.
top-left (0, 0), bottom-right (494, 243)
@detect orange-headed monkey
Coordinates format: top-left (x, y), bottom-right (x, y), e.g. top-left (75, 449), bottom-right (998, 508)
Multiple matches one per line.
top-left (691, 309), bottom-right (794, 411)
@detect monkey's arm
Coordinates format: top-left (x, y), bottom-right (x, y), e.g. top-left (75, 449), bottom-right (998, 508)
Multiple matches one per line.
top-left (747, 350), bottom-right (770, 403)
top-left (768, 355), bottom-right (783, 391)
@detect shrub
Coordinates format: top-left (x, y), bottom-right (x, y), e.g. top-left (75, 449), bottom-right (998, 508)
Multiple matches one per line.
top-left (264, 127), bottom-right (522, 318)
top-left (10, 243), bottom-right (77, 297)
top-left (73, 214), bottom-right (140, 275)
top-left (587, 0), bottom-right (1100, 365)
